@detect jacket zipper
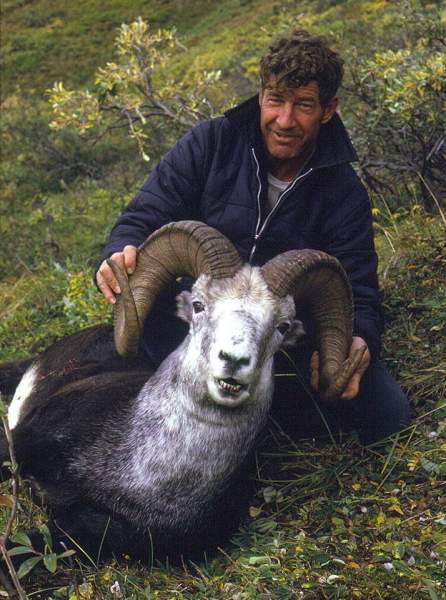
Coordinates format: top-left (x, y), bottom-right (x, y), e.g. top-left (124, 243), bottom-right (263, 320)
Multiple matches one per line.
top-left (249, 147), bottom-right (313, 262)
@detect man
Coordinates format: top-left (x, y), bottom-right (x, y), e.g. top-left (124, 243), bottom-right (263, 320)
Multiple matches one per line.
top-left (96, 29), bottom-right (409, 444)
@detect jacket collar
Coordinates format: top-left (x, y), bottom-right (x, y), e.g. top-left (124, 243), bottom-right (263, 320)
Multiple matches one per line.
top-left (224, 95), bottom-right (358, 170)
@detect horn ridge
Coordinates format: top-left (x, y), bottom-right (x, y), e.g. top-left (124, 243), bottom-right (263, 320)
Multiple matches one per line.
top-left (113, 221), bottom-right (243, 356)
top-left (261, 249), bottom-right (354, 401)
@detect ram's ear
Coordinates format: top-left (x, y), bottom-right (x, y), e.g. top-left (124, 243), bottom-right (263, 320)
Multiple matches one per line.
top-left (176, 291), bottom-right (193, 323)
top-left (282, 319), bottom-right (306, 347)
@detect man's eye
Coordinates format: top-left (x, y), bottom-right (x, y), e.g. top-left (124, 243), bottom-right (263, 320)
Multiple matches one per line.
top-left (277, 322), bottom-right (290, 335)
top-left (192, 301), bottom-right (205, 313)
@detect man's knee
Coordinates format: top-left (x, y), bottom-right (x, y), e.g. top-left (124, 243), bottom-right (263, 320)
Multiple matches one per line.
top-left (356, 361), bottom-right (410, 445)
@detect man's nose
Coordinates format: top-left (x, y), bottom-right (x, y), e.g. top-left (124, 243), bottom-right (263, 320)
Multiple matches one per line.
top-left (276, 103), bottom-right (296, 129)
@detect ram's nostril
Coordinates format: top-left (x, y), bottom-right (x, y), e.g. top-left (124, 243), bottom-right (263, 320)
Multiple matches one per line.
top-left (237, 356), bottom-right (251, 367)
top-left (218, 351), bottom-right (250, 368)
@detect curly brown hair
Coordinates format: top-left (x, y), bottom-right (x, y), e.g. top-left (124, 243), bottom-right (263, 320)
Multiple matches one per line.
top-left (259, 29), bottom-right (344, 105)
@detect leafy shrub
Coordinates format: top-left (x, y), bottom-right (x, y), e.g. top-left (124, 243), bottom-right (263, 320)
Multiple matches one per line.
top-left (47, 18), bottom-right (227, 162)
top-left (0, 180), bottom-right (137, 279)
top-left (0, 262), bottom-right (110, 361)
top-left (345, 1), bottom-right (445, 211)
top-left (0, 96), bottom-right (146, 278)
top-left (62, 267), bottom-right (110, 329)
top-left (0, 97), bottom-right (141, 195)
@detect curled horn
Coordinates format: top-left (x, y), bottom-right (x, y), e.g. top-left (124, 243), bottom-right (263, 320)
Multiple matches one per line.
top-left (108, 221), bottom-right (243, 356)
top-left (261, 250), bottom-right (365, 401)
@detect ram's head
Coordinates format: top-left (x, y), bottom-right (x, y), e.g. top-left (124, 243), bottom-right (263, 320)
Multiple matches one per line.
top-left (108, 221), bottom-right (364, 404)
top-left (175, 267), bottom-right (301, 407)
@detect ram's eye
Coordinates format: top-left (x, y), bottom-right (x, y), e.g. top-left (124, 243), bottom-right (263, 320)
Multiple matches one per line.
top-left (277, 321), bottom-right (290, 335)
top-left (192, 301), bottom-right (205, 314)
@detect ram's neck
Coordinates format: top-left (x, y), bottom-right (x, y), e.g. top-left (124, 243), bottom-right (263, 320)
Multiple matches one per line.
top-left (83, 338), bottom-right (275, 526)
top-left (132, 338), bottom-right (274, 473)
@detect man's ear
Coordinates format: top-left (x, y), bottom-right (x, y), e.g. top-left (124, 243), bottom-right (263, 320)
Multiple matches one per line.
top-left (321, 96), bottom-right (338, 124)
top-left (176, 291), bottom-right (193, 323)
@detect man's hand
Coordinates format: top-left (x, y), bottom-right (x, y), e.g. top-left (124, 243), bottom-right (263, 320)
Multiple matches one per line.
top-left (96, 245), bottom-right (137, 305)
top-left (310, 336), bottom-right (371, 400)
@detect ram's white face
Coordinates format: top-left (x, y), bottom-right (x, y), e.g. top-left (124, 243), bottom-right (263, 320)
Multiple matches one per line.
top-left (177, 266), bottom-right (303, 407)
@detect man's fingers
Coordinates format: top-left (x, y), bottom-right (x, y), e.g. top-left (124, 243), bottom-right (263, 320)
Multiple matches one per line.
top-left (96, 247), bottom-right (138, 304)
top-left (98, 253), bottom-right (126, 296)
top-left (356, 352), bottom-right (370, 377)
top-left (98, 264), bottom-right (121, 295)
top-left (96, 271), bottom-right (117, 305)
top-left (341, 373), bottom-right (361, 400)
top-left (340, 339), bottom-right (371, 400)
top-left (110, 252), bottom-right (126, 272)
top-left (123, 246), bottom-right (137, 274)
top-left (309, 338), bottom-right (370, 400)
top-left (350, 338), bottom-right (371, 370)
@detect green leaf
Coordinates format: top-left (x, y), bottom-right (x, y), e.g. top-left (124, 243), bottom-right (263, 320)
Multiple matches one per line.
top-left (43, 552), bottom-right (58, 573)
top-left (58, 549), bottom-right (76, 559)
top-left (0, 403), bottom-right (7, 418)
top-left (10, 532), bottom-right (33, 548)
top-left (53, 588), bottom-right (69, 599)
top-left (17, 555), bottom-right (42, 579)
top-left (420, 457), bottom-right (440, 475)
top-left (327, 574), bottom-right (343, 584)
top-left (425, 579), bottom-right (439, 600)
top-left (393, 542), bottom-right (406, 559)
top-left (7, 546), bottom-right (36, 557)
top-left (248, 556), bottom-right (270, 566)
top-left (253, 518), bottom-right (277, 533)
top-left (40, 524), bottom-right (53, 550)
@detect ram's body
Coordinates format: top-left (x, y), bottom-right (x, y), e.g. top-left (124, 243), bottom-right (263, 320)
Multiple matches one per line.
top-left (2, 267), bottom-right (298, 561)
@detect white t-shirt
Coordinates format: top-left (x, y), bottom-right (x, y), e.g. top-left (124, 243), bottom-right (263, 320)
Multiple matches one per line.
top-left (267, 172), bottom-right (289, 214)
top-left (266, 149), bottom-right (315, 216)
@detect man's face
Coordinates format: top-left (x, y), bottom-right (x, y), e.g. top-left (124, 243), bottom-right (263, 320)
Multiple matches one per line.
top-left (259, 80), bottom-right (337, 168)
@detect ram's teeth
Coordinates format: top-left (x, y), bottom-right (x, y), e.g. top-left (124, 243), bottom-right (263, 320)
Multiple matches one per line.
top-left (218, 379), bottom-right (242, 393)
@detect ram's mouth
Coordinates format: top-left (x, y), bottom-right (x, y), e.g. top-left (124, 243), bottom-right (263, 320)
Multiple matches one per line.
top-left (215, 377), bottom-right (247, 397)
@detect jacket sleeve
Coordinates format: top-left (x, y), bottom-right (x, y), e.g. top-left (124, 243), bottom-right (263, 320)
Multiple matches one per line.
top-left (320, 167), bottom-right (383, 359)
top-left (99, 121), bottom-right (212, 262)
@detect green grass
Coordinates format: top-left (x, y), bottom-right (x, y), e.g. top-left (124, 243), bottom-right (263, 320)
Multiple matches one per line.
top-left (2, 0), bottom-right (420, 100)
top-left (1, 0), bottom-right (269, 97)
